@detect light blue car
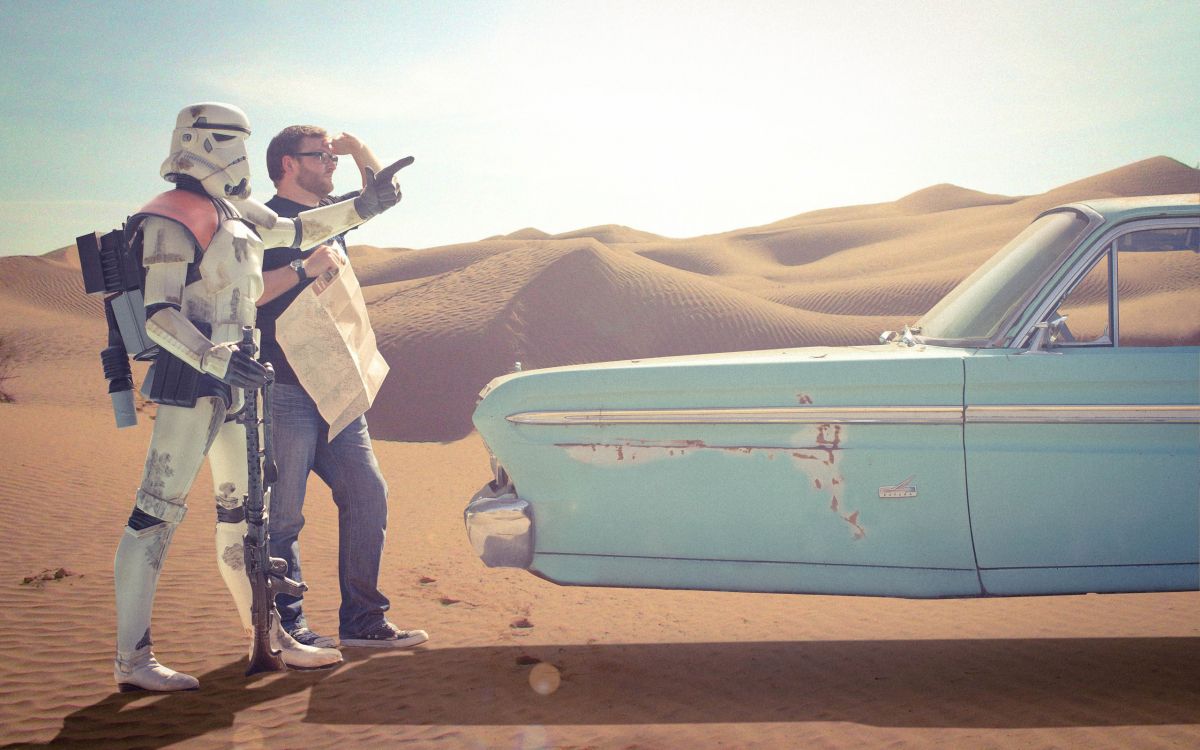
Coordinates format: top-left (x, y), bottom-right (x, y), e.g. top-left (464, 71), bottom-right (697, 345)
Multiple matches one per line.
top-left (465, 194), bottom-right (1200, 598)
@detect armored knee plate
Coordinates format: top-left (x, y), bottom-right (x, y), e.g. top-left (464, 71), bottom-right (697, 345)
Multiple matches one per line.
top-left (135, 487), bottom-right (188, 525)
top-left (214, 480), bottom-right (246, 523)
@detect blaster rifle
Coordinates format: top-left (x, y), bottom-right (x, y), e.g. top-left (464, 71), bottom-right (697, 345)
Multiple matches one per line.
top-left (238, 326), bottom-right (306, 675)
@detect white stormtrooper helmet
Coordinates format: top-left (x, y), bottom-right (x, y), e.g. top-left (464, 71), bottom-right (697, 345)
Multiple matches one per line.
top-left (160, 102), bottom-right (253, 199)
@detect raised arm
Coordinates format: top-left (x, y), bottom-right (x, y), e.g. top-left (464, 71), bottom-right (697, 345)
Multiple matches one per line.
top-left (331, 132), bottom-right (382, 189)
top-left (246, 156), bottom-right (413, 251)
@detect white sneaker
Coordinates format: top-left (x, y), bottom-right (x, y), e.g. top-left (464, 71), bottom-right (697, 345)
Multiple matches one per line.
top-left (114, 647), bottom-right (199, 692)
top-left (340, 621), bottom-right (429, 648)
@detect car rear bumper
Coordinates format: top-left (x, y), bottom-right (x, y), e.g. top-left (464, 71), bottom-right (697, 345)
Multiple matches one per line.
top-left (464, 482), bottom-right (533, 568)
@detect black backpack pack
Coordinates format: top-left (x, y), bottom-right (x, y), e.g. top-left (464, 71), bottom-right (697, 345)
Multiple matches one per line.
top-left (77, 225), bottom-right (156, 427)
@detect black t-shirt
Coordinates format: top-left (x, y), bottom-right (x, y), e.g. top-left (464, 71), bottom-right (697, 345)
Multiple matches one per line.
top-left (259, 192), bottom-right (358, 385)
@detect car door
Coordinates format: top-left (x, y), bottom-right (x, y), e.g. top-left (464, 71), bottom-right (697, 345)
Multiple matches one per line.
top-left (476, 347), bottom-right (980, 597)
top-left (964, 220), bottom-right (1200, 595)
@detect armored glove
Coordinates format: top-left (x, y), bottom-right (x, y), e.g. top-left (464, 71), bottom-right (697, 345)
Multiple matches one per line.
top-left (353, 156), bottom-right (414, 219)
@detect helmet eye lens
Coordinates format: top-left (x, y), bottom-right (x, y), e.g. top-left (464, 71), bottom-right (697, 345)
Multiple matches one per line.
top-left (212, 133), bottom-right (236, 142)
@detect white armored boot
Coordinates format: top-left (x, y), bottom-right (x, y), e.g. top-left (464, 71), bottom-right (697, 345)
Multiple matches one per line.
top-left (215, 518), bottom-right (343, 669)
top-left (114, 645), bottom-right (199, 693)
top-left (113, 522), bottom-right (199, 692)
top-left (261, 613), bottom-right (343, 669)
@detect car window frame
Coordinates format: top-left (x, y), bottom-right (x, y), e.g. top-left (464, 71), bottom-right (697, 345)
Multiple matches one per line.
top-left (915, 206), bottom-right (1101, 348)
top-left (1050, 249), bottom-right (1114, 348)
top-left (1014, 216), bottom-right (1200, 350)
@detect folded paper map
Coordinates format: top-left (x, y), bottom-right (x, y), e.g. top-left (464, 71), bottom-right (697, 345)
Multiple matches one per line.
top-left (276, 261), bottom-right (389, 440)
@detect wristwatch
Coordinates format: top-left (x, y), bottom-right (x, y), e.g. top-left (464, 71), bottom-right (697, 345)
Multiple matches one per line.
top-left (289, 258), bottom-right (306, 283)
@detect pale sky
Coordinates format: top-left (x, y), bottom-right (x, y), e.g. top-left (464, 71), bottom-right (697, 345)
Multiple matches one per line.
top-left (1, 0), bottom-right (1196, 257)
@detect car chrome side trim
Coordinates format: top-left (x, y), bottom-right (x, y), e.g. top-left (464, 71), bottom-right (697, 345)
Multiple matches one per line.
top-left (507, 404), bottom-right (1200, 426)
top-left (507, 407), bottom-right (963, 425)
top-left (965, 405), bottom-right (1200, 424)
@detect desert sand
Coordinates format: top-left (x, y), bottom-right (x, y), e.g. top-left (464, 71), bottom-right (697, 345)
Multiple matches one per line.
top-left (0, 156), bottom-right (1197, 748)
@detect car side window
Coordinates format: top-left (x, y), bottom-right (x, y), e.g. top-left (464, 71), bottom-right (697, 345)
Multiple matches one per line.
top-left (1115, 227), bottom-right (1200, 347)
top-left (1054, 252), bottom-right (1111, 345)
top-left (1054, 225), bottom-right (1200, 348)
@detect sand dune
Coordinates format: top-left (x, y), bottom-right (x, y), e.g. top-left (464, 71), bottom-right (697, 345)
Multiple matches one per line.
top-left (1045, 155), bottom-right (1200, 201)
top-left (894, 183), bottom-right (1020, 214)
top-left (363, 237), bottom-right (891, 440)
top-left (1, 156), bottom-right (1196, 437)
top-left (489, 225), bottom-right (665, 244)
top-left (0, 254), bottom-right (96, 321)
top-left (0, 157), bottom-right (1196, 748)
top-left (548, 224), bottom-right (665, 244)
top-left (489, 226), bottom-right (552, 241)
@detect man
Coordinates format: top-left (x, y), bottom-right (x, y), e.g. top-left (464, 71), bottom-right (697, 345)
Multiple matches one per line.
top-left (256, 125), bottom-right (427, 649)
top-left (112, 104), bottom-right (405, 691)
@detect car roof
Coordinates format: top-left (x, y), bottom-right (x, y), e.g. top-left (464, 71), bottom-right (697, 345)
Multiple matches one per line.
top-left (1055, 193), bottom-right (1200, 223)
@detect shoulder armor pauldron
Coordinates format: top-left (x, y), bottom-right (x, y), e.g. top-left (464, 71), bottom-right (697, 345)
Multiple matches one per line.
top-left (130, 190), bottom-right (221, 250)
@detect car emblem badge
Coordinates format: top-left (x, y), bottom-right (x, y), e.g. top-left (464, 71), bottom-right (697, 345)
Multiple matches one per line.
top-left (879, 476), bottom-right (918, 499)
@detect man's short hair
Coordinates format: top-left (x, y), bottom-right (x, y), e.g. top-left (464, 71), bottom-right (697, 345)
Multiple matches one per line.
top-left (266, 125), bottom-right (329, 184)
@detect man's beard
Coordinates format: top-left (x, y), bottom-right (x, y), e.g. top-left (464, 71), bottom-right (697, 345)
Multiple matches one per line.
top-left (297, 169), bottom-right (334, 198)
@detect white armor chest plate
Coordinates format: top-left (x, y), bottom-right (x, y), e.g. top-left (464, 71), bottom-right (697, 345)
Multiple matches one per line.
top-left (183, 218), bottom-right (264, 343)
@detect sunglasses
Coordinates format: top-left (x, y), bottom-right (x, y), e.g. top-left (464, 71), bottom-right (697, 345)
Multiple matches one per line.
top-left (291, 151), bottom-right (339, 165)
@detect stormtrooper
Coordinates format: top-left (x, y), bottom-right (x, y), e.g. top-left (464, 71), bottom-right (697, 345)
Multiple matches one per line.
top-left (113, 102), bottom-right (407, 692)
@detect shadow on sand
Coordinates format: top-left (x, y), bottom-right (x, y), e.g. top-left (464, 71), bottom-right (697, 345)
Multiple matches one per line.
top-left (17, 637), bottom-right (1200, 747)
top-left (7, 657), bottom-right (337, 749)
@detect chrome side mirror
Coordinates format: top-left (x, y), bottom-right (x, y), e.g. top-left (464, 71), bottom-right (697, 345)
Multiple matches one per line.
top-left (1026, 315), bottom-right (1068, 354)
top-left (880, 326), bottom-right (918, 347)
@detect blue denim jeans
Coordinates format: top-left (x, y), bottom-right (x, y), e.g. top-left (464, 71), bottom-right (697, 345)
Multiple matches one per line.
top-left (268, 382), bottom-right (390, 636)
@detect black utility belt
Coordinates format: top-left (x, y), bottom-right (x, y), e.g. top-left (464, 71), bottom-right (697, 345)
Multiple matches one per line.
top-left (145, 320), bottom-right (233, 409)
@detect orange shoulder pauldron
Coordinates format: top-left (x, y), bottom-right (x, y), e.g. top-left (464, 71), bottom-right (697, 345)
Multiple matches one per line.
top-left (134, 190), bottom-right (220, 250)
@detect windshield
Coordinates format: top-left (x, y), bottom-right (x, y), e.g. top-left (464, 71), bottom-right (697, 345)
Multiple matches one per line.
top-left (915, 208), bottom-right (1094, 344)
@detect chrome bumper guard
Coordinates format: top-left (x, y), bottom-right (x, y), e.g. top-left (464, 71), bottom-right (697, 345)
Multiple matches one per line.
top-left (464, 483), bottom-right (533, 568)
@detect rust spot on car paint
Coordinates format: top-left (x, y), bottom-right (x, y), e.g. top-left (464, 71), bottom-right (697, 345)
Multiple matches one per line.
top-left (829, 495), bottom-right (865, 539)
top-left (558, 440), bottom-right (706, 466)
top-left (816, 424), bottom-right (841, 447)
top-left (806, 426), bottom-right (858, 539)
top-left (843, 510), bottom-right (866, 540)
top-left (797, 393), bottom-right (813, 404)
top-left (815, 424), bottom-right (842, 465)
top-left (556, 427), bottom-right (863, 539)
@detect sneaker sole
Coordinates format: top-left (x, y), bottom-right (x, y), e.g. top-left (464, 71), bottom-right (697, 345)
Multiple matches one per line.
top-left (339, 632), bottom-right (428, 649)
top-left (285, 660), bottom-right (343, 671)
top-left (117, 682), bottom-right (199, 693)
